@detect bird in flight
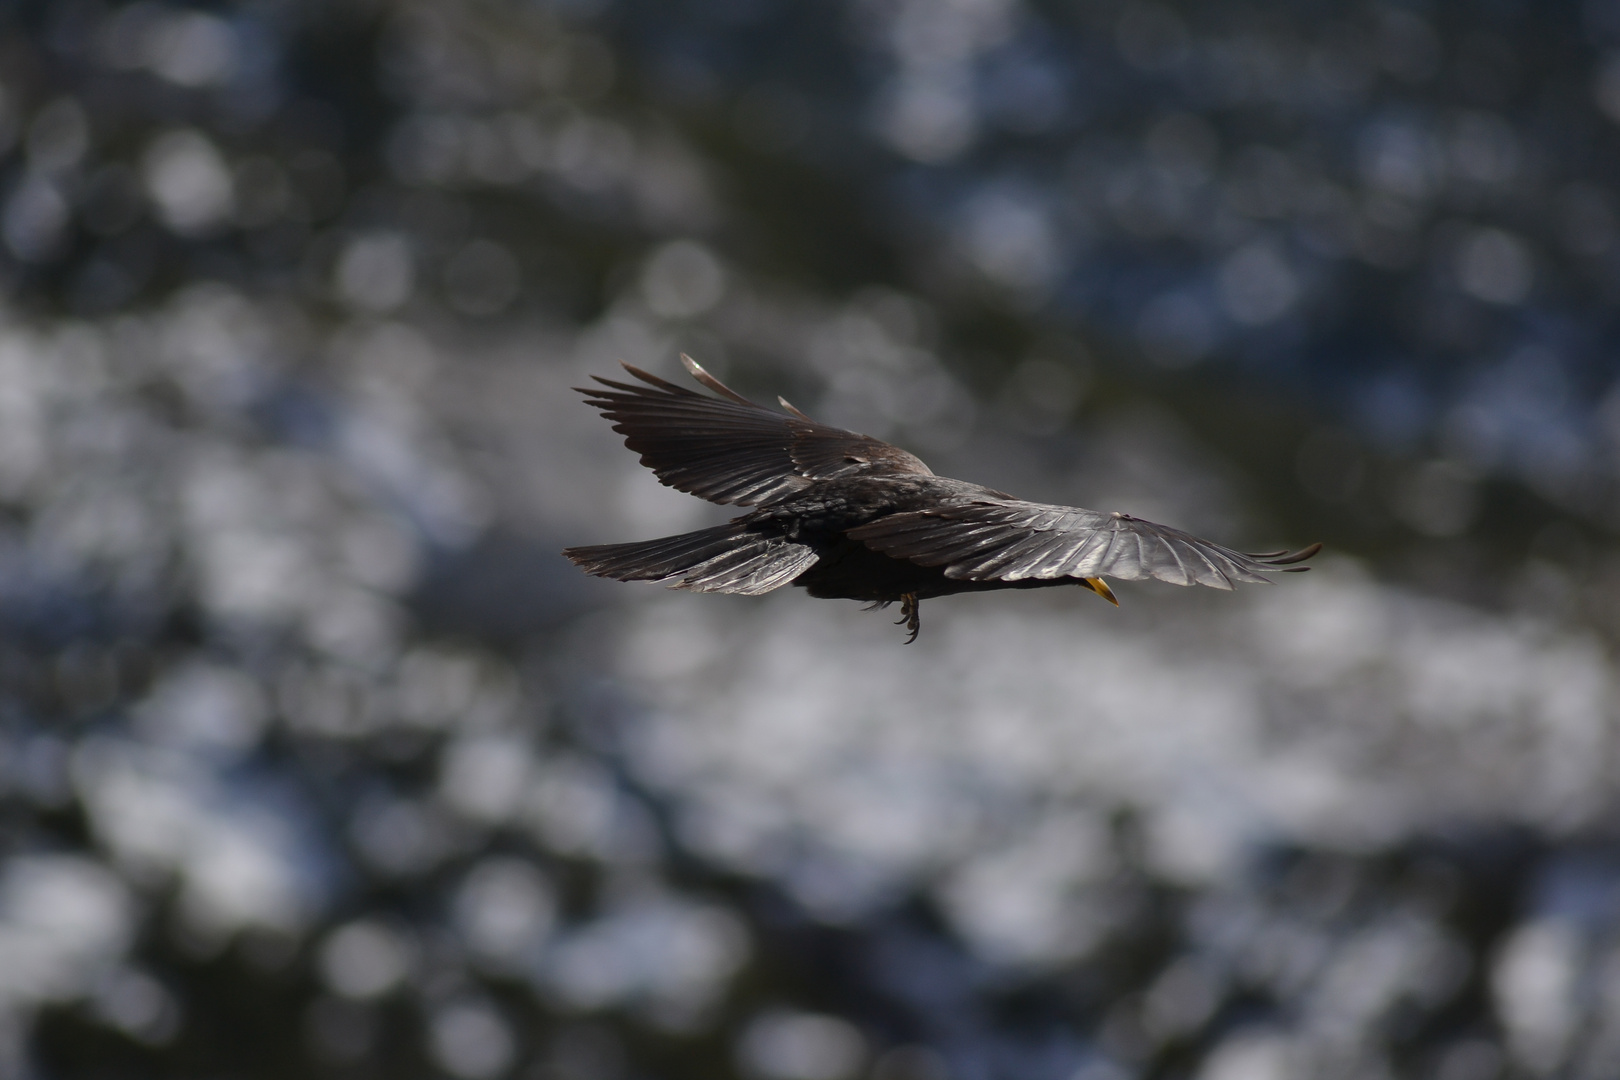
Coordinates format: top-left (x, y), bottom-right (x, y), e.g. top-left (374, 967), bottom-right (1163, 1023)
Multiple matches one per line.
top-left (564, 356), bottom-right (1320, 643)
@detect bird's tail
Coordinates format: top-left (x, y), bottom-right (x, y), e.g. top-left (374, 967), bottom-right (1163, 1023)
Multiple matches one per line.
top-left (563, 523), bottom-right (819, 596)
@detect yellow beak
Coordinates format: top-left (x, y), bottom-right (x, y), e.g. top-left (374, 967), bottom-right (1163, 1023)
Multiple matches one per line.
top-left (1085, 577), bottom-right (1119, 606)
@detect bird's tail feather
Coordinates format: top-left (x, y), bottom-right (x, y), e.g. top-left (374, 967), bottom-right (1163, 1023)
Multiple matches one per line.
top-left (564, 524), bottom-right (818, 596)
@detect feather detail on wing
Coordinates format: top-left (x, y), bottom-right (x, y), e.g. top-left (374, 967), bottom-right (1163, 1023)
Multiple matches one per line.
top-left (576, 355), bottom-right (933, 506)
top-left (845, 500), bottom-right (1321, 589)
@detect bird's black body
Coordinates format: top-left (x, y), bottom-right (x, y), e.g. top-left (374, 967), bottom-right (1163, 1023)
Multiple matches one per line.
top-left (730, 476), bottom-right (1044, 601)
top-left (564, 357), bottom-right (1319, 641)
top-left (747, 479), bottom-right (937, 595)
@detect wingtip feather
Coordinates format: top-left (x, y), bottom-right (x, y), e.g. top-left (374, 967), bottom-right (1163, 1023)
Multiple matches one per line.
top-left (1268, 542), bottom-right (1323, 566)
top-left (681, 354), bottom-right (758, 408)
top-left (620, 362), bottom-right (692, 394)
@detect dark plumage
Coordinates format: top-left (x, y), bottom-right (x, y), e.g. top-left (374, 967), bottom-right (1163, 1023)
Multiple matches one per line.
top-left (564, 357), bottom-right (1321, 642)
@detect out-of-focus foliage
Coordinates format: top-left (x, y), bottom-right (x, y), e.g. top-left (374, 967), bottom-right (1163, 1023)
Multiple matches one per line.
top-left (1, 2), bottom-right (1619, 1080)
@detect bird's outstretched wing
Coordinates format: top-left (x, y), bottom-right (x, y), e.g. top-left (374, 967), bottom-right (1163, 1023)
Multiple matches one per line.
top-left (847, 498), bottom-right (1320, 589)
top-left (578, 355), bottom-right (933, 506)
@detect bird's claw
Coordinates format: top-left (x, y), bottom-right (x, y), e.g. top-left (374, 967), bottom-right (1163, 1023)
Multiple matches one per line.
top-left (895, 593), bottom-right (921, 644)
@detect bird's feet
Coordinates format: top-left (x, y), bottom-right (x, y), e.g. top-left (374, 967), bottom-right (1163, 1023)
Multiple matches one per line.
top-left (894, 593), bottom-right (921, 644)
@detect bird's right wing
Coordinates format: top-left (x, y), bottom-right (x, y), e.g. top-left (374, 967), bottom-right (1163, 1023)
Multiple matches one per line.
top-left (578, 356), bottom-right (934, 506)
top-left (846, 498), bottom-right (1320, 589)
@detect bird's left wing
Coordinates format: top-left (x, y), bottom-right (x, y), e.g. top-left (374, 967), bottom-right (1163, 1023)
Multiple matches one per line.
top-left (846, 498), bottom-right (1320, 589)
top-left (578, 356), bottom-right (933, 506)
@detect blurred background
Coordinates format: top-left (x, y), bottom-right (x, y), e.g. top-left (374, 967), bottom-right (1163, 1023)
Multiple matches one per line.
top-left (2, 0), bottom-right (1619, 1078)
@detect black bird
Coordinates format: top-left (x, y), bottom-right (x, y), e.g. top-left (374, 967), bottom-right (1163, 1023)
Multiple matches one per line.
top-left (564, 356), bottom-right (1321, 642)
